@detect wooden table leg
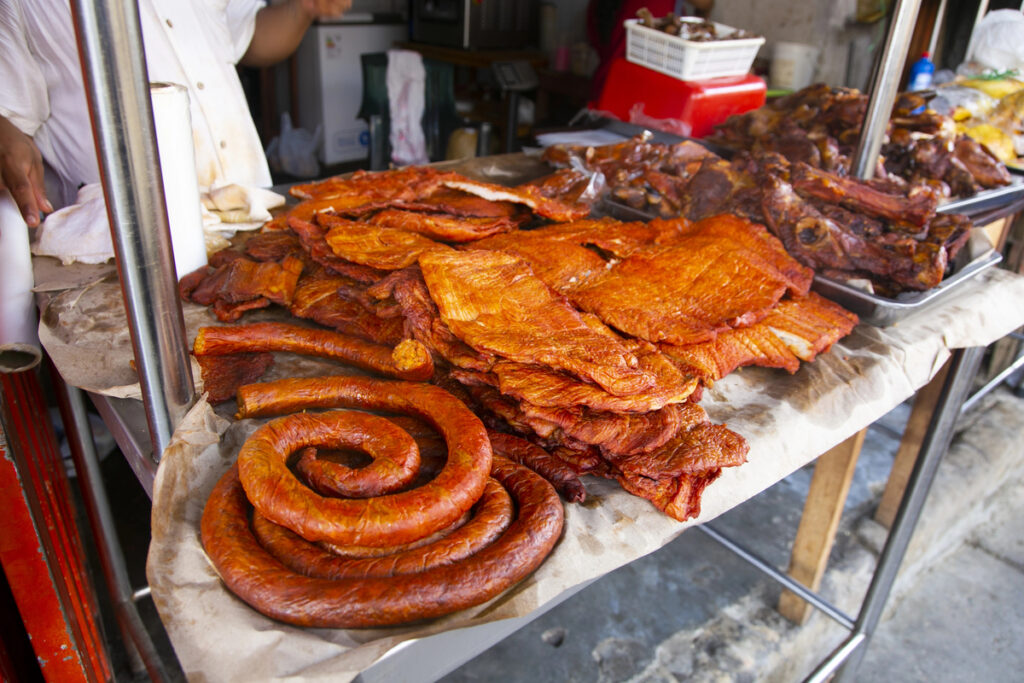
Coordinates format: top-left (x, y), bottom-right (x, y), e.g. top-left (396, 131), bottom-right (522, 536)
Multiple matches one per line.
top-left (874, 361), bottom-right (950, 529)
top-left (778, 428), bottom-right (866, 624)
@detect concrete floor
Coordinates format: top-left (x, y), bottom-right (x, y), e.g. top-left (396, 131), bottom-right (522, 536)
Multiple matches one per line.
top-left (84, 381), bottom-right (1024, 682)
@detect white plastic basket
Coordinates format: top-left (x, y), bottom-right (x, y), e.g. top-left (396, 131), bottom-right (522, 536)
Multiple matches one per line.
top-left (624, 18), bottom-right (765, 81)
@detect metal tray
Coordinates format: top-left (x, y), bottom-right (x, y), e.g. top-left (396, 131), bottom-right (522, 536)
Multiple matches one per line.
top-left (811, 243), bottom-right (1003, 327)
top-left (938, 175), bottom-right (1024, 217)
top-left (600, 197), bottom-right (1003, 327)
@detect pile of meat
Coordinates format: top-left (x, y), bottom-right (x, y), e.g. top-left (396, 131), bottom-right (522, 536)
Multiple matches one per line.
top-left (542, 137), bottom-right (975, 295)
top-left (707, 83), bottom-right (1011, 199)
top-left (182, 166), bottom-right (858, 522)
top-left (635, 8), bottom-right (759, 40)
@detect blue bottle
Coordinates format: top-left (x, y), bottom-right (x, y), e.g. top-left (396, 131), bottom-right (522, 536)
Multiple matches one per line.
top-left (908, 52), bottom-right (935, 91)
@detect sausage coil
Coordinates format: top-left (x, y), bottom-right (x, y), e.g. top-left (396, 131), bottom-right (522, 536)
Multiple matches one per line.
top-left (235, 377), bottom-right (492, 546)
top-left (200, 456), bottom-right (563, 628)
top-left (252, 477), bottom-right (513, 578)
top-left (287, 411), bottom-right (420, 498)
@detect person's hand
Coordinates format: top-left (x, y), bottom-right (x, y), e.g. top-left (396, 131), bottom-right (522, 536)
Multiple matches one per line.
top-left (0, 115), bottom-right (52, 227)
top-left (298, 0), bottom-right (352, 19)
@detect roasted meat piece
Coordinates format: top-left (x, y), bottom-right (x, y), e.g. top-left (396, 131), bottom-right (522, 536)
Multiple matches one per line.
top-left (367, 209), bottom-right (517, 243)
top-left (288, 216), bottom-right (387, 283)
top-left (419, 249), bottom-right (655, 396)
top-left (322, 214), bottom-right (452, 270)
top-left (182, 255), bottom-right (304, 322)
top-left (289, 268), bottom-right (404, 345)
top-left (440, 176), bottom-right (592, 222)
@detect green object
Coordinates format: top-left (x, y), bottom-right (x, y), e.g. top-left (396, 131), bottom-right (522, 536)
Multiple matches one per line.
top-left (358, 53), bottom-right (463, 164)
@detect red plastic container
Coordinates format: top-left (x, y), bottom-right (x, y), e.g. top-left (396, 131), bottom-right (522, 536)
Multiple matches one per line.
top-left (594, 58), bottom-right (766, 138)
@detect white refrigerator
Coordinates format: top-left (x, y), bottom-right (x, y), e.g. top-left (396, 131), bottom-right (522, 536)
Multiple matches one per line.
top-left (295, 21), bottom-right (407, 165)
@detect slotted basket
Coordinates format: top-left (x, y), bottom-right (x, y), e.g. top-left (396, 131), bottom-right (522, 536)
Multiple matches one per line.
top-left (624, 18), bottom-right (764, 81)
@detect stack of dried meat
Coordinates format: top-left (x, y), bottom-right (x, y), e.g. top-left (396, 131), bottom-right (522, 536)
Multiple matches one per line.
top-left (707, 83), bottom-right (1011, 198)
top-left (183, 167), bottom-right (858, 521)
top-left (542, 137), bottom-right (975, 295)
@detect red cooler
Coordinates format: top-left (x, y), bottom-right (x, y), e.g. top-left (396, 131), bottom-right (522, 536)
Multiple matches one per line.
top-left (595, 58), bottom-right (766, 138)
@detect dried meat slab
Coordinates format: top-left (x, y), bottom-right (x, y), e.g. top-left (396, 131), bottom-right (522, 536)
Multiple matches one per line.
top-left (569, 235), bottom-right (793, 346)
top-left (660, 291), bottom-right (858, 382)
top-left (322, 214), bottom-right (452, 270)
top-left (486, 342), bottom-right (697, 413)
top-left (366, 267), bottom-right (495, 373)
top-left (288, 217), bottom-right (387, 284)
top-left (517, 401), bottom-right (685, 457)
top-left (368, 209), bottom-right (517, 243)
top-left (441, 177), bottom-right (592, 223)
top-left (288, 166), bottom-right (447, 202)
top-left (666, 215), bottom-right (814, 296)
top-left (289, 269), bottom-right (404, 345)
top-left (419, 249), bottom-right (654, 397)
top-left (466, 221), bottom-right (617, 292)
top-left (760, 291), bottom-right (859, 361)
top-left (609, 413), bottom-right (749, 521)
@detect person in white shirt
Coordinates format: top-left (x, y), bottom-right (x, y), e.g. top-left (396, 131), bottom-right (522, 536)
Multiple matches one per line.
top-left (0, 0), bottom-right (351, 228)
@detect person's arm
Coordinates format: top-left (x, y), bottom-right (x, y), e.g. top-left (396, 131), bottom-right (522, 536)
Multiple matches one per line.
top-left (0, 114), bottom-right (51, 227)
top-left (240, 0), bottom-right (353, 68)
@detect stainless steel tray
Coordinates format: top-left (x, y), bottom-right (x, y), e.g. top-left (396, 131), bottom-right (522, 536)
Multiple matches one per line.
top-left (811, 244), bottom-right (1003, 327)
top-left (938, 175), bottom-right (1024, 216)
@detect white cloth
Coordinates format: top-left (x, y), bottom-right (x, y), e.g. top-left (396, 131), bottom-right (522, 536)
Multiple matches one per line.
top-left (31, 183), bottom-right (113, 265)
top-left (386, 49), bottom-right (429, 166)
top-left (0, 0), bottom-right (271, 207)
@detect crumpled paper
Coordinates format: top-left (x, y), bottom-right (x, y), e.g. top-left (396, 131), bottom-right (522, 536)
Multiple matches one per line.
top-left (140, 266), bottom-right (1024, 682)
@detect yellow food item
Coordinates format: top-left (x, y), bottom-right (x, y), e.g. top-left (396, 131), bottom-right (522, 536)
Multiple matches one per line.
top-left (960, 123), bottom-right (1016, 163)
top-left (959, 77), bottom-right (1024, 100)
top-left (988, 90), bottom-right (1024, 132)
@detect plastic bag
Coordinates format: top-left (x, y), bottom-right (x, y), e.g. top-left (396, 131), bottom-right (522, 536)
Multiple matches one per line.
top-left (966, 10), bottom-right (1024, 73)
top-left (265, 113), bottom-right (322, 178)
top-left (930, 84), bottom-right (997, 120)
top-left (628, 102), bottom-right (693, 138)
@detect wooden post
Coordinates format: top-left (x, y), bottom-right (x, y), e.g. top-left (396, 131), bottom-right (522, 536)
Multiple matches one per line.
top-left (778, 428), bottom-right (866, 624)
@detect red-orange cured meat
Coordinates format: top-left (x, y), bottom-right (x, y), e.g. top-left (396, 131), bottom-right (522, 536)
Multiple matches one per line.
top-left (200, 456), bottom-right (563, 628)
top-left (487, 430), bottom-right (586, 503)
top-left (193, 322), bottom-right (434, 382)
top-left (289, 411), bottom-right (420, 498)
top-left (252, 477), bottom-right (513, 578)
top-left (234, 378), bottom-right (492, 546)
top-left (368, 208), bottom-right (518, 243)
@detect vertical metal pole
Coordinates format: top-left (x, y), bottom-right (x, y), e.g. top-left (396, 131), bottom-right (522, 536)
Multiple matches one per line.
top-left (69, 0), bottom-right (195, 460)
top-left (505, 92), bottom-right (520, 154)
top-left (824, 346), bottom-right (985, 682)
top-left (369, 114), bottom-right (387, 171)
top-left (54, 374), bottom-right (170, 682)
top-left (477, 122), bottom-right (493, 157)
top-left (850, 0), bottom-right (924, 180)
top-left (927, 0), bottom-right (949, 56)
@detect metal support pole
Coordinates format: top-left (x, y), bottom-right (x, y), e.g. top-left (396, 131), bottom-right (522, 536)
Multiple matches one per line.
top-left (53, 373), bottom-right (170, 682)
top-left (697, 525), bottom-right (857, 630)
top-left (69, 0), bottom-right (195, 461)
top-left (850, 0), bottom-right (924, 180)
top-left (505, 92), bottom-right (521, 154)
top-left (822, 346), bottom-right (985, 682)
top-left (369, 114), bottom-right (387, 171)
top-left (927, 0), bottom-right (949, 56)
